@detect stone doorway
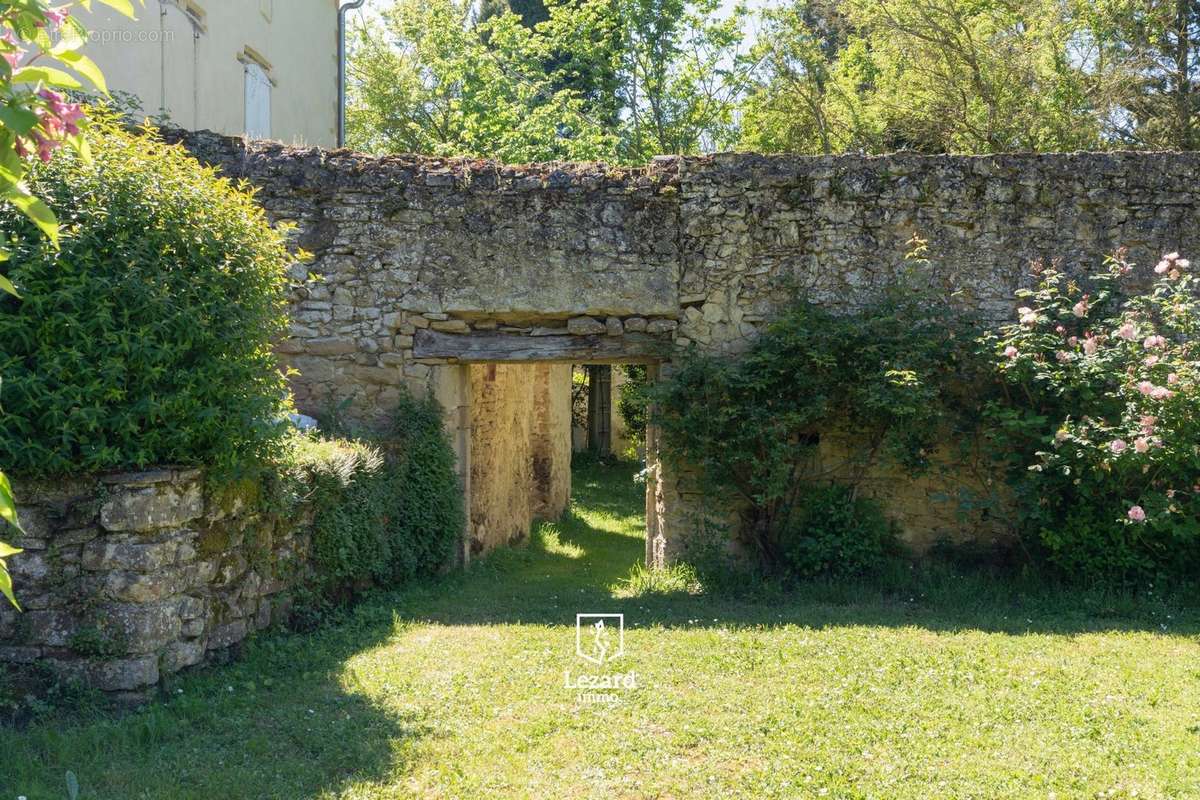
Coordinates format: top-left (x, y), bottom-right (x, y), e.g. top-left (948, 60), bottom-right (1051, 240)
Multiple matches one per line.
top-left (416, 332), bottom-right (666, 567)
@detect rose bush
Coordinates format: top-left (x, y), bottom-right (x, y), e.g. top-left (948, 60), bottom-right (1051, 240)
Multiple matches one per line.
top-left (985, 251), bottom-right (1200, 582)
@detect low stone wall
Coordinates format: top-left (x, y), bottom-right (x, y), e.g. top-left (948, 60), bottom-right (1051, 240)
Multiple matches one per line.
top-left (0, 468), bottom-right (309, 699)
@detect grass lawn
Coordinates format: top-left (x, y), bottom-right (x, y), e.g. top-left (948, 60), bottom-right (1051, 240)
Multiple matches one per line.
top-left (4, 460), bottom-right (1200, 799)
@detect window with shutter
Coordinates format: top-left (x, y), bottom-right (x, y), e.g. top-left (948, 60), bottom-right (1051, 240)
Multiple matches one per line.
top-left (244, 61), bottom-right (271, 140)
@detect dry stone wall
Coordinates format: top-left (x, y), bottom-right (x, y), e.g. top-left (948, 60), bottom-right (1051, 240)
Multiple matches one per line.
top-left (170, 131), bottom-right (1200, 561)
top-left (0, 469), bottom-right (307, 699)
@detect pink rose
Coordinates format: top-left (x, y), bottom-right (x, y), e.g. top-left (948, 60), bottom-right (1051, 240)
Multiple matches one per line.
top-left (1019, 307), bottom-right (1037, 326)
top-left (1137, 380), bottom-right (1155, 396)
top-left (1072, 300), bottom-right (1088, 318)
top-left (1156, 259), bottom-right (1171, 274)
top-left (1140, 415), bottom-right (1157, 433)
top-left (1151, 386), bottom-right (1174, 400)
top-left (1110, 439), bottom-right (1128, 454)
top-left (1168, 373), bottom-right (1180, 385)
top-left (1143, 335), bottom-right (1167, 350)
top-left (1004, 346), bottom-right (1019, 360)
top-left (1128, 505), bottom-right (1146, 522)
top-left (1056, 351), bottom-right (1073, 363)
top-left (1083, 336), bottom-right (1099, 356)
top-left (1134, 437), bottom-right (1150, 454)
top-left (1117, 323), bottom-right (1137, 341)
top-left (1145, 355), bottom-right (1160, 367)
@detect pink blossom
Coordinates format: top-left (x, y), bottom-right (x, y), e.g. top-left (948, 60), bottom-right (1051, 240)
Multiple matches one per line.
top-left (1068, 336), bottom-right (1078, 347)
top-left (1128, 505), bottom-right (1146, 522)
top-left (1137, 380), bottom-right (1155, 395)
top-left (1083, 336), bottom-right (1099, 356)
top-left (1117, 323), bottom-right (1137, 341)
top-left (1151, 386), bottom-right (1174, 400)
top-left (1168, 373), bottom-right (1180, 385)
top-left (1134, 437), bottom-right (1151, 454)
top-left (1145, 355), bottom-right (1160, 367)
top-left (1018, 307), bottom-right (1037, 325)
top-left (1140, 415), bottom-right (1157, 434)
top-left (1143, 335), bottom-right (1167, 350)
top-left (1056, 350), bottom-right (1073, 363)
top-left (42, 7), bottom-right (69, 25)
top-left (1165, 251), bottom-right (1180, 261)
top-left (1004, 345), bottom-right (1019, 360)
top-left (1072, 299), bottom-right (1088, 318)
top-left (1110, 439), bottom-right (1128, 454)
top-left (1155, 259), bottom-right (1171, 274)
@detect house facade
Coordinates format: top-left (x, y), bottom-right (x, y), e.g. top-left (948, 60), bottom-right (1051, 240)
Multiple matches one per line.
top-left (75, 0), bottom-right (339, 146)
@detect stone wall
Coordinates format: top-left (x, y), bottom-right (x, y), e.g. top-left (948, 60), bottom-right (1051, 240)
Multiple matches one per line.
top-left (0, 469), bottom-right (308, 699)
top-left (168, 130), bottom-right (1200, 562)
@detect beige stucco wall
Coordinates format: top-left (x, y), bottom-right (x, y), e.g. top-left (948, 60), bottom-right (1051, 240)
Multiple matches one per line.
top-left (75, 0), bottom-right (337, 146)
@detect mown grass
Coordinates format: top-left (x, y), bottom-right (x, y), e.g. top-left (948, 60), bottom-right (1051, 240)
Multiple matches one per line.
top-left (4, 460), bottom-right (1200, 799)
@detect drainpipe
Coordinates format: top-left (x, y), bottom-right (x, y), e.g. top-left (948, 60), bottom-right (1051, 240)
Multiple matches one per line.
top-left (337, 0), bottom-right (367, 148)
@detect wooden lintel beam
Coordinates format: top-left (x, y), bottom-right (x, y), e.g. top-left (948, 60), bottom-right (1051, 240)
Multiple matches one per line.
top-left (412, 329), bottom-right (671, 364)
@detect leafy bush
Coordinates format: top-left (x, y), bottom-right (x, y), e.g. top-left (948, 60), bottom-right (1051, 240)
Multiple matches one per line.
top-left (0, 118), bottom-right (292, 476)
top-left (653, 274), bottom-right (973, 574)
top-left (983, 251), bottom-right (1200, 583)
top-left (285, 390), bottom-right (464, 595)
top-left (779, 484), bottom-right (895, 579)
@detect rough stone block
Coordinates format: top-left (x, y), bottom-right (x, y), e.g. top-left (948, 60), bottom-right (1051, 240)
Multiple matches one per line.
top-left (88, 655), bottom-right (160, 692)
top-left (161, 640), bottom-right (205, 674)
top-left (100, 484), bottom-right (202, 532)
top-left (567, 316), bottom-right (606, 335)
top-left (94, 600), bottom-right (182, 654)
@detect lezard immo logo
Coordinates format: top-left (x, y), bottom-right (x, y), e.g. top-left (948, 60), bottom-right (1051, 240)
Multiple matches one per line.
top-left (575, 613), bottom-right (625, 665)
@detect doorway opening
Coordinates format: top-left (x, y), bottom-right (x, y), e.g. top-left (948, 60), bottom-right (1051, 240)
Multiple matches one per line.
top-left (458, 360), bottom-right (660, 564)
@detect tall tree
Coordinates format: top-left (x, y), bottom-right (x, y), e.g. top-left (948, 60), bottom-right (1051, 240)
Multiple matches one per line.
top-left (1082, 0), bottom-right (1200, 149)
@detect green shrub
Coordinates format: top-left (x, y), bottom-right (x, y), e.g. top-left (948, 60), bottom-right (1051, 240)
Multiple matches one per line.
top-left (0, 118), bottom-right (292, 476)
top-left (285, 390), bottom-right (464, 596)
top-left (779, 484), bottom-right (895, 579)
top-left (653, 268), bottom-right (975, 574)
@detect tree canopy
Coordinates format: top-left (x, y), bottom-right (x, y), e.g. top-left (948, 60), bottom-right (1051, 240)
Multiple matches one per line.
top-left (348, 0), bottom-right (1200, 161)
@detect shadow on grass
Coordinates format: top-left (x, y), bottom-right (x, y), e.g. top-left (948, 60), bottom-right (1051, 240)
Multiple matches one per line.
top-left (5, 461), bottom-right (1197, 799)
top-left (0, 602), bottom-right (424, 800)
top-left (387, 460), bottom-right (1200, 639)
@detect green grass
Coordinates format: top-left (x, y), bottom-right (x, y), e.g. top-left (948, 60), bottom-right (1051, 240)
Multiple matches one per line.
top-left (4, 460), bottom-right (1200, 799)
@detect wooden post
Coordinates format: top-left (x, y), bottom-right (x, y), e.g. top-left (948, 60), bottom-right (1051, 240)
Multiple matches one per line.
top-left (586, 365), bottom-right (612, 456)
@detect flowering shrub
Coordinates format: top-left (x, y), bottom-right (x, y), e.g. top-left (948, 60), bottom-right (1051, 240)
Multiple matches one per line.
top-left (985, 251), bottom-right (1200, 582)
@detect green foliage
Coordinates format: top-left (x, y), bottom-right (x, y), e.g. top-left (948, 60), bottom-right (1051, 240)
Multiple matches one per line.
top-left (348, 0), bottom-right (750, 163)
top-left (0, 118), bottom-right (292, 476)
top-left (288, 390), bottom-right (464, 598)
top-left (654, 266), bottom-right (973, 574)
top-left (779, 483), bottom-right (894, 578)
top-left (982, 251), bottom-right (1200, 584)
top-left (616, 364), bottom-right (649, 450)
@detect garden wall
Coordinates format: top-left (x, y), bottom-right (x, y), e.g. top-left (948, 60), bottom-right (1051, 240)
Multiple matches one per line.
top-left (169, 130), bottom-right (1200, 562)
top-left (0, 469), bottom-right (307, 699)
